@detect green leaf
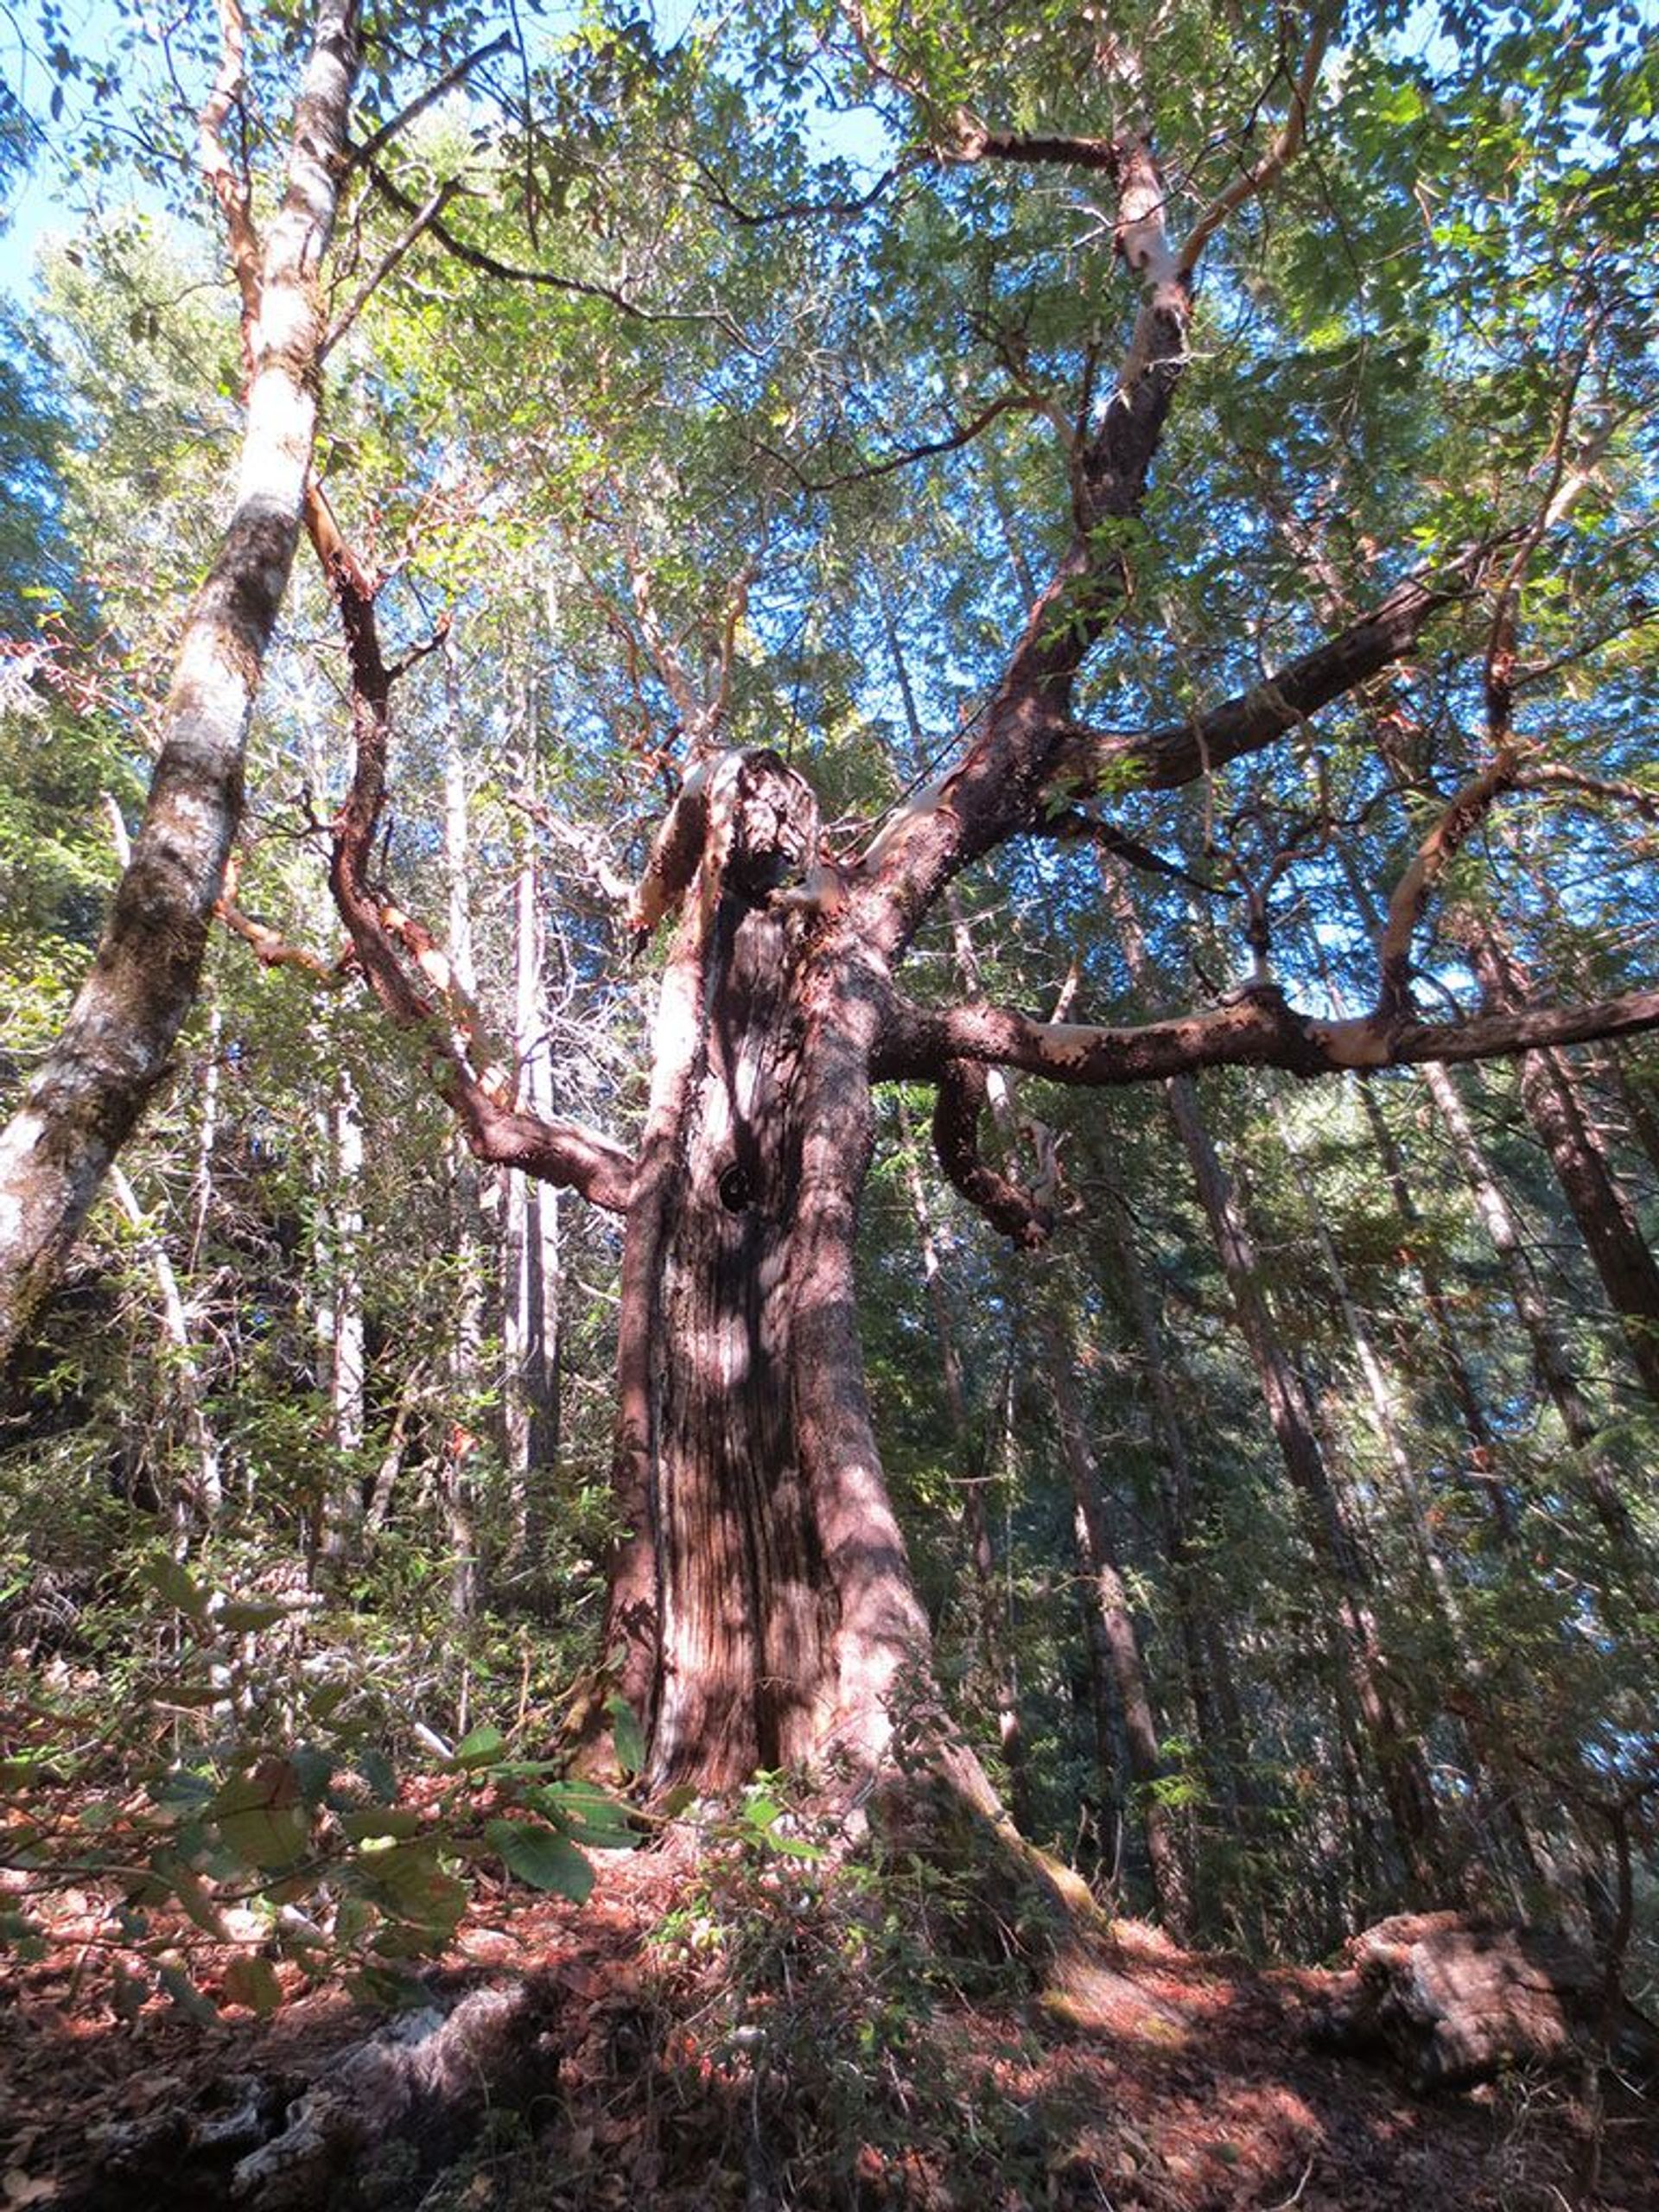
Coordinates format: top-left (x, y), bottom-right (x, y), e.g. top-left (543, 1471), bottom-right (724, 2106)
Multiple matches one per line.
top-left (351, 1840), bottom-right (468, 1935)
top-left (454, 1723), bottom-right (508, 1770)
top-left (154, 1853), bottom-right (230, 1938)
top-left (149, 1768), bottom-right (214, 1817)
top-left (142, 1556), bottom-right (210, 1620)
top-left (222, 1954), bottom-right (282, 2018)
top-left (111, 1962), bottom-right (149, 2022)
top-left (530, 1781), bottom-right (638, 1851)
top-left (606, 1694), bottom-right (645, 1777)
top-left (486, 1819), bottom-right (594, 1902)
top-left (217, 1600), bottom-right (288, 1632)
top-left (289, 1744), bottom-right (336, 1807)
top-left (340, 1806), bottom-right (424, 1842)
top-left (211, 1762), bottom-right (309, 1872)
top-left (157, 1961), bottom-right (219, 2024)
top-left (770, 1834), bottom-right (825, 1861)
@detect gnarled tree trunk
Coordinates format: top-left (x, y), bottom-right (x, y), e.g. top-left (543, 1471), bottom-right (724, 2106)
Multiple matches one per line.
top-left (607, 752), bottom-right (939, 1796)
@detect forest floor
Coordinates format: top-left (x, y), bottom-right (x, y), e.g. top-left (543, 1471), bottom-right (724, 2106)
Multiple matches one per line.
top-left (3, 1827), bottom-right (1655, 2212)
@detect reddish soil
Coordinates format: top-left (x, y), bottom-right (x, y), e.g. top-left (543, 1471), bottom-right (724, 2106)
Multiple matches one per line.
top-left (3, 1839), bottom-right (1654, 2211)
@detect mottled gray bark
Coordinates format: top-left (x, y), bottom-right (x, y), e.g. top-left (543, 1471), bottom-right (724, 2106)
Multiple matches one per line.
top-left (0, 0), bottom-right (362, 1370)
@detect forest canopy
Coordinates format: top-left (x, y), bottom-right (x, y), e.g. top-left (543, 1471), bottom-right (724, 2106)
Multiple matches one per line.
top-left (1, 0), bottom-right (1657, 2078)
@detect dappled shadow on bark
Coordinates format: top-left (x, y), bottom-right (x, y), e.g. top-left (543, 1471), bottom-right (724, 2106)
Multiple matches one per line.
top-left (8, 1843), bottom-right (1652, 2212)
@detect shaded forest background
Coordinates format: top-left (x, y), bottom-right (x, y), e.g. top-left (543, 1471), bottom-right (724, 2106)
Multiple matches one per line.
top-left (1, 0), bottom-right (1657, 2091)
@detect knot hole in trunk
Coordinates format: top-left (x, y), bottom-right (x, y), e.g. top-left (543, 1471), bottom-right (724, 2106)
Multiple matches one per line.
top-left (718, 1163), bottom-right (754, 1212)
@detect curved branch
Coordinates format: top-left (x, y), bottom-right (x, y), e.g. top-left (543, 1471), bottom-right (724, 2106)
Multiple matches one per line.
top-left (305, 486), bottom-right (635, 1214)
top-left (756, 395), bottom-right (1044, 495)
top-left (1515, 762), bottom-right (1659, 823)
top-left (849, 51), bottom-right (1331, 946)
top-left (365, 161), bottom-right (751, 340)
top-left (1174, 8), bottom-right (1334, 278)
top-left (687, 149), bottom-right (911, 225)
top-left (931, 1060), bottom-right (1055, 1248)
top-left (1374, 747), bottom-right (1520, 1020)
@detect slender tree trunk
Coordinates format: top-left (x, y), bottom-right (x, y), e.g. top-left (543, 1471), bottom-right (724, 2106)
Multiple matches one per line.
top-left (1045, 1311), bottom-right (1192, 1939)
top-left (1597, 1046), bottom-right (1659, 1186)
top-left (897, 1109), bottom-right (1030, 1828)
top-left (1350, 1074), bottom-right (1516, 1541)
top-left (1471, 930), bottom-right (1659, 1408)
top-left (1071, 1524), bottom-right (1126, 1872)
top-left (315, 1067), bottom-right (365, 1569)
top-left (502, 807), bottom-right (563, 1563)
top-left (0, 0), bottom-right (361, 1369)
top-left (1097, 852), bottom-right (1443, 1888)
top-left (188, 992), bottom-right (224, 1274)
top-left (1274, 1110), bottom-right (1473, 1661)
top-left (1274, 1109), bottom-right (1549, 1885)
top-left (109, 1166), bottom-right (223, 1525)
top-left (1421, 1057), bottom-right (1630, 1541)
top-left (1093, 1187), bottom-right (1251, 1829)
top-left (442, 689), bottom-right (485, 1620)
top-left (1166, 1075), bottom-right (1444, 1891)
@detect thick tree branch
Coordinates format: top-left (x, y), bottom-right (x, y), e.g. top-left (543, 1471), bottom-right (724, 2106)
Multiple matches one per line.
top-left (624, 763), bottom-right (711, 939)
top-left (1515, 762), bottom-right (1659, 823)
top-left (959, 128), bottom-right (1122, 171)
top-left (1051, 542), bottom-right (1503, 798)
top-left (875, 982), bottom-right (1659, 1090)
top-left (215, 853), bottom-right (347, 982)
top-left (847, 32), bottom-right (1333, 953)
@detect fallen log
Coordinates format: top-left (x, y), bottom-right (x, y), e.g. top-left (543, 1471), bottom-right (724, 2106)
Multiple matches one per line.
top-left (1312, 1910), bottom-right (1659, 2091)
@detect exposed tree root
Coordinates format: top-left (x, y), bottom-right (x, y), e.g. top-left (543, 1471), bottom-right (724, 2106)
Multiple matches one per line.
top-left (82, 1980), bottom-right (562, 2210)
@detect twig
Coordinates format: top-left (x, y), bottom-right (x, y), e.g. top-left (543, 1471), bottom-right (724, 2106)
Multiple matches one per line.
top-left (322, 179), bottom-right (461, 356)
top-left (347, 33), bottom-right (513, 173)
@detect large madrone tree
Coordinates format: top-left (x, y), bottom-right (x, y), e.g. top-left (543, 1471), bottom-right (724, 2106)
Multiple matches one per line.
top-left (2, 0), bottom-right (1656, 1840)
